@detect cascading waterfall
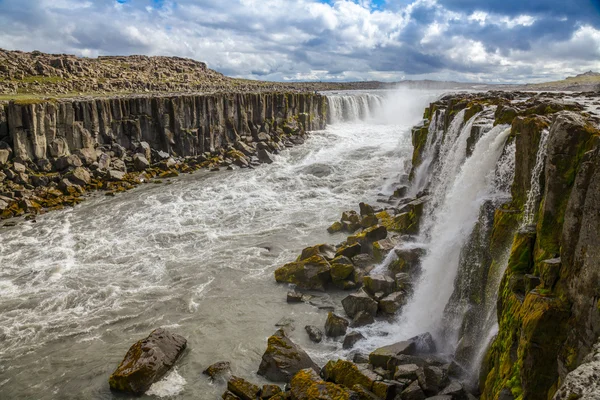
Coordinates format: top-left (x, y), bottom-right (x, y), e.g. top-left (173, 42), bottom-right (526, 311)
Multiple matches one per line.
top-left (326, 92), bottom-right (385, 123)
top-left (521, 129), bottom-right (550, 227)
top-left (399, 123), bottom-right (512, 341)
top-left (439, 139), bottom-right (517, 379)
top-left (409, 109), bottom-right (445, 197)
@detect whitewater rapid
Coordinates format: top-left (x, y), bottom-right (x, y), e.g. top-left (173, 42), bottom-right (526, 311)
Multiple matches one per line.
top-left (0, 90), bottom-right (440, 399)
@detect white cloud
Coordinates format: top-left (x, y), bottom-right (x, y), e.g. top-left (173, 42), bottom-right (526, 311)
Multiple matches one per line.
top-left (0, 0), bottom-right (597, 83)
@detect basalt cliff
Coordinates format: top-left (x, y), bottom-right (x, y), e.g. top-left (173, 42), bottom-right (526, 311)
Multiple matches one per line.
top-left (0, 92), bottom-right (327, 220)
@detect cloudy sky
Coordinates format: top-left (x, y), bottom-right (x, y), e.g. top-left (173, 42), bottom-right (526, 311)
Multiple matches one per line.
top-left (0, 0), bottom-right (599, 83)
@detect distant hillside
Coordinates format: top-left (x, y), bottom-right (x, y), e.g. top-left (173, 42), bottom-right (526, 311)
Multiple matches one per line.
top-left (0, 49), bottom-right (597, 99)
top-left (525, 70), bottom-right (600, 91)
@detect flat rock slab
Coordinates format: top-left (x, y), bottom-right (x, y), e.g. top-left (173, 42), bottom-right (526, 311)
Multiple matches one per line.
top-left (108, 328), bottom-right (187, 395)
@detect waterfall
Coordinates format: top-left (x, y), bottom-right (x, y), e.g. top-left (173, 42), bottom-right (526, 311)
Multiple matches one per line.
top-left (521, 129), bottom-right (550, 227)
top-left (410, 109), bottom-right (446, 197)
top-left (418, 110), bottom-right (487, 236)
top-left (326, 92), bottom-right (385, 123)
top-left (399, 124), bottom-right (512, 340)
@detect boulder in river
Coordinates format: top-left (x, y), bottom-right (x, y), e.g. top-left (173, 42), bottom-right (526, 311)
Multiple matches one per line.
top-left (305, 325), bottom-right (324, 343)
top-left (290, 368), bottom-right (355, 400)
top-left (257, 329), bottom-right (319, 382)
top-left (342, 289), bottom-right (378, 319)
top-left (324, 312), bottom-right (349, 337)
top-left (343, 331), bottom-right (365, 349)
top-left (108, 328), bottom-right (187, 395)
top-left (227, 375), bottom-right (261, 400)
top-left (203, 361), bottom-right (231, 380)
top-left (274, 254), bottom-right (332, 290)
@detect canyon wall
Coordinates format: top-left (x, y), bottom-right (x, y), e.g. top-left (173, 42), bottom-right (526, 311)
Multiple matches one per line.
top-left (411, 91), bottom-right (600, 400)
top-left (0, 92), bottom-right (326, 162)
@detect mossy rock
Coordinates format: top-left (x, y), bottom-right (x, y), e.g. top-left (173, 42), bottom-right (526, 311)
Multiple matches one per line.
top-left (274, 255), bottom-right (332, 290)
top-left (322, 360), bottom-right (377, 391)
top-left (227, 376), bottom-right (260, 400)
top-left (290, 368), bottom-right (353, 400)
top-left (507, 229), bottom-right (536, 274)
top-left (108, 328), bottom-right (187, 395)
top-left (257, 329), bottom-right (319, 383)
top-left (327, 221), bottom-right (344, 234)
top-left (330, 256), bottom-right (355, 281)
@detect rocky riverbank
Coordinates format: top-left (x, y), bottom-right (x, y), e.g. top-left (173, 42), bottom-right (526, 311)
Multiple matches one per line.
top-left (0, 92), bottom-right (326, 223)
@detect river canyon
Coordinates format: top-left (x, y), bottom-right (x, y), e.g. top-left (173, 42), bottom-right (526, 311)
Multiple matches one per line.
top-left (1, 88), bottom-right (599, 400)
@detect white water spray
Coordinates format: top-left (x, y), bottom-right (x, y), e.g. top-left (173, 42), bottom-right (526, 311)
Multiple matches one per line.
top-left (400, 124), bottom-right (512, 339)
top-left (521, 129), bottom-right (550, 227)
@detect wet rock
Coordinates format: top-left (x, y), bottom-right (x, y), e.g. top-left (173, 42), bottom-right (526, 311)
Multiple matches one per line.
top-left (108, 170), bottom-right (126, 181)
top-left (342, 289), bottom-right (378, 319)
top-left (299, 244), bottom-right (336, 261)
top-left (370, 341), bottom-right (417, 369)
top-left (394, 363), bottom-right (420, 381)
top-left (418, 366), bottom-right (448, 396)
top-left (133, 154), bottom-right (150, 171)
top-left (257, 149), bottom-right (274, 164)
top-left (227, 376), bottom-right (261, 400)
top-left (351, 384), bottom-right (380, 399)
top-left (328, 221), bottom-right (344, 234)
top-left (364, 225), bottom-right (387, 243)
top-left (66, 167), bottom-right (91, 186)
top-left (323, 359), bottom-right (379, 391)
top-left (275, 317), bottom-right (295, 332)
top-left (108, 328), bottom-right (187, 395)
top-left (400, 380), bottom-right (426, 400)
top-left (325, 312), bottom-right (349, 337)
top-left (287, 291), bottom-right (303, 303)
top-left (261, 384), bottom-right (283, 399)
top-left (330, 256), bottom-right (355, 281)
top-left (305, 325), bottom-right (323, 343)
top-left (203, 361), bottom-right (231, 380)
top-left (222, 391), bottom-right (241, 399)
top-left (359, 202), bottom-right (375, 216)
top-left (438, 381), bottom-right (468, 399)
top-left (409, 333), bottom-right (437, 354)
top-left (55, 154), bottom-right (82, 171)
top-left (378, 292), bottom-right (406, 314)
top-left (363, 274), bottom-right (396, 297)
top-left (336, 242), bottom-right (362, 259)
top-left (350, 310), bottom-right (375, 328)
top-left (257, 329), bottom-right (319, 383)
top-left (0, 148), bottom-right (10, 165)
top-left (290, 368), bottom-right (354, 400)
top-left (353, 352), bottom-right (370, 364)
top-left (274, 255), bottom-right (331, 290)
top-left (343, 332), bottom-right (365, 349)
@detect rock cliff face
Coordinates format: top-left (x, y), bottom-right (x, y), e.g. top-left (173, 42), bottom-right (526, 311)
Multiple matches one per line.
top-left (1, 92), bottom-right (326, 161)
top-left (409, 91), bottom-right (600, 400)
top-left (0, 92), bottom-right (327, 220)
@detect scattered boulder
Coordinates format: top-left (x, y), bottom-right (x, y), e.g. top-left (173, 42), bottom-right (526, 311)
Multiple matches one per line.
top-left (133, 154), bottom-right (150, 171)
top-left (350, 311), bottom-right (375, 328)
top-left (257, 329), bottom-right (319, 383)
top-left (287, 291), bottom-right (303, 303)
top-left (290, 368), bottom-right (354, 400)
top-left (343, 332), bottom-right (365, 349)
top-left (257, 149), bottom-right (274, 164)
top-left (369, 341), bottom-right (417, 369)
top-left (363, 274), bottom-right (396, 297)
top-left (378, 291), bottom-right (406, 314)
top-left (325, 312), bottom-right (349, 337)
top-left (400, 380), bottom-right (425, 400)
top-left (260, 384), bottom-right (283, 399)
top-left (203, 361), bottom-right (231, 380)
top-left (342, 289), bottom-right (378, 319)
top-left (66, 166), bottom-right (91, 186)
top-left (108, 328), bottom-right (187, 395)
top-left (274, 255), bottom-right (331, 290)
top-left (305, 325), bottom-right (323, 343)
top-left (227, 376), bottom-right (261, 400)
top-left (323, 359), bottom-right (380, 392)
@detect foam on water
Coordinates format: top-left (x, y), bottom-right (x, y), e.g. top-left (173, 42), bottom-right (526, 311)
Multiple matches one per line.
top-left (146, 368), bottom-right (187, 398)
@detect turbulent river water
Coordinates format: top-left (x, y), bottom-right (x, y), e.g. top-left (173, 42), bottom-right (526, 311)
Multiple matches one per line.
top-left (0, 90), bottom-right (442, 399)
